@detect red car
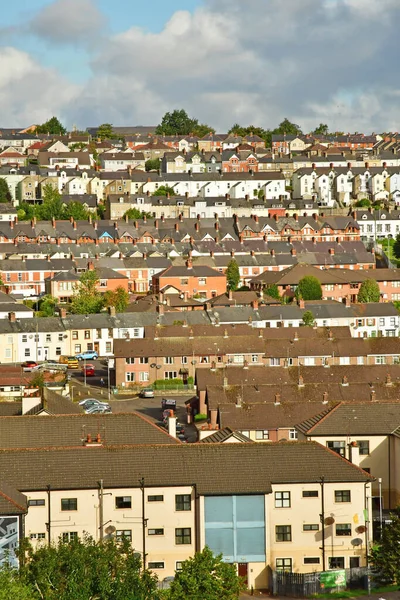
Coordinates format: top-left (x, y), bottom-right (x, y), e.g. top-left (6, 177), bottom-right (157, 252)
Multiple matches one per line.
top-left (83, 364), bottom-right (95, 377)
top-left (22, 361), bottom-right (38, 372)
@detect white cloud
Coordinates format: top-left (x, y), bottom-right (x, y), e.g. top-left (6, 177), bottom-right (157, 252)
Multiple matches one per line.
top-left (4, 0), bottom-right (400, 132)
top-left (29, 0), bottom-right (105, 46)
top-left (0, 47), bottom-right (78, 126)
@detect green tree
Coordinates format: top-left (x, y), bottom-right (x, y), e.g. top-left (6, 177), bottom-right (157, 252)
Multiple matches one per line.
top-left (357, 279), bottom-right (381, 303)
top-left (38, 184), bottom-right (63, 220)
top-left (104, 286), bottom-right (129, 313)
top-left (302, 310), bottom-right (315, 326)
top-left (226, 259), bottom-right (240, 291)
top-left (35, 116), bottom-right (66, 135)
top-left (264, 284), bottom-right (280, 300)
top-left (167, 546), bottom-right (243, 600)
top-left (370, 507), bottom-right (400, 584)
top-left (123, 208), bottom-right (153, 220)
top-left (38, 295), bottom-right (57, 317)
top-left (0, 565), bottom-right (35, 600)
top-left (70, 269), bottom-right (105, 314)
top-left (155, 109), bottom-right (215, 137)
top-left (0, 178), bottom-right (11, 203)
top-left (354, 198), bottom-right (371, 208)
top-left (62, 201), bottom-right (90, 221)
top-left (296, 276), bottom-right (322, 301)
top-left (152, 185), bottom-right (176, 197)
top-left (20, 535), bottom-right (158, 600)
top-left (145, 158), bottom-right (160, 172)
top-left (394, 232), bottom-right (400, 260)
top-left (274, 118), bottom-right (302, 137)
top-left (97, 123), bottom-right (114, 140)
top-left (313, 123), bottom-right (329, 136)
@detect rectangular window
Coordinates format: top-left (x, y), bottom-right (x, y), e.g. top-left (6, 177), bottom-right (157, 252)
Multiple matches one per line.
top-left (270, 358), bottom-right (280, 366)
top-left (126, 372), bottom-right (135, 382)
top-left (164, 371), bottom-right (178, 379)
top-left (375, 356), bottom-right (386, 365)
top-left (357, 440), bottom-right (370, 455)
top-left (276, 558), bottom-right (292, 571)
top-left (181, 356), bottom-right (188, 364)
top-left (276, 525), bottom-right (292, 542)
top-left (329, 557), bottom-right (345, 569)
top-left (126, 357), bottom-right (135, 364)
top-left (255, 430), bottom-right (269, 440)
top-left (28, 499), bottom-right (45, 506)
top-left (62, 532), bottom-right (78, 542)
top-left (30, 533), bottom-right (46, 539)
top-left (148, 495), bottom-right (164, 502)
top-left (289, 429), bottom-right (298, 440)
top-left (139, 357), bottom-right (148, 364)
top-left (74, 344), bottom-right (81, 353)
top-left (251, 354), bottom-right (259, 363)
top-left (96, 329), bottom-right (102, 339)
top-left (46, 334), bottom-right (51, 342)
top-left (304, 557), bottom-right (320, 565)
top-left (164, 357), bottom-right (174, 364)
top-left (56, 347), bottom-right (61, 356)
top-left (303, 524), bottom-right (319, 531)
top-left (84, 330), bottom-right (90, 339)
top-left (115, 496), bottom-right (132, 509)
top-left (106, 342), bottom-right (112, 353)
top-left (148, 528), bottom-right (164, 536)
top-left (335, 490), bottom-right (351, 503)
top-left (116, 530), bottom-right (132, 542)
top-left (148, 562), bottom-right (164, 569)
top-left (175, 528), bottom-right (191, 545)
top-left (175, 494), bottom-right (191, 511)
top-left (275, 491), bottom-right (291, 508)
top-left (336, 523), bottom-right (351, 536)
top-left (176, 561), bottom-right (183, 571)
top-left (61, 498), bottom-right (77, 511)
top-left (302, 490), bottom-right (318, 498)
top-left (24, 348), bottom-right (30, 357)
top-left (327, 441), bottom-right (346, 457)
top-left (22, 335), bottom-right (27, 343)
top-left (139, 372), bottom-right (149, 382)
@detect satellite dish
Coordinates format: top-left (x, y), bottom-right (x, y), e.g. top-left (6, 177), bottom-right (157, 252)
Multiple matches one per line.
top-left (324, 516), bottom-right (335, 525)
top-left (105, 525), bottom-right (116, 535)
top-left (351, 538), bottom-right (363, 547)
top-left (356, 525), bottom-right (367, 534)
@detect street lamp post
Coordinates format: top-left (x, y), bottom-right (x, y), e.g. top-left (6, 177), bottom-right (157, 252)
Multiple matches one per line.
top-left (107, 359), bottom-right (111, 401)
top-left (70, 385), bottom-right (75, 403)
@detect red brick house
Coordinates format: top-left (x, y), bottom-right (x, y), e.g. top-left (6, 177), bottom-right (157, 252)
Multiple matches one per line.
top-left (152, 259), bottom-right (227, 299)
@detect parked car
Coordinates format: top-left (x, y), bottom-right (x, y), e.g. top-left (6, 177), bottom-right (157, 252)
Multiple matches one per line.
top-left (79, 397), bottom-right (100, 406)
top-left (161, 398), bottom-right (176, 411)
top-left (79, 398), bottom-right (110, 411)
top-left (85, 405), bottom-right (112, 414)
top-left (21, 361), bottom-right (38, 372)
top-left (59, 356), bottom-right (79, 369)
top-left (76, 350), bottom-right (99, 361)
top-left (139, 388), bottom-right (154, 398)
top-left (83, 364), bottom-right (95, 377)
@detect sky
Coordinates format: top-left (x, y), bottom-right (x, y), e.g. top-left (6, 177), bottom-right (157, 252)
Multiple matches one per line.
top-left (1, 0), bottom-right (399, 133)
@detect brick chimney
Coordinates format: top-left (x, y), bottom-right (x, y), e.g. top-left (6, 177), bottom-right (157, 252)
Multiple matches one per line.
top-left (329, 248), bottom-right (334, 255)
top-left (186, 258), bottom-right (193, 269)
top-left (175, 223), bottom-right (179, 231)
top-left (60, 308), bottom-right (67, 318)
top-left (370, 389), bottom-right (376, 402)
top-left (8, 312), bottom-right (16, 322)
top-left (251, 299), bottom-right (259, 309)
top-left (298, 375), bottom-right (304, 387)
top-left (323, 391), bottom-right (328, 403)
top-left (274, 393), bottom-right (281, 405)
top-left (298, 298), bottom-right (305, 309)
top-left (345, 296), bottom-right (351, 308)
top-left (291, 248), bottom-right (296, 256)
top-left (342, 375), bottom-right (349, 386)
top-left (385, 373), bottom-right (393, 386)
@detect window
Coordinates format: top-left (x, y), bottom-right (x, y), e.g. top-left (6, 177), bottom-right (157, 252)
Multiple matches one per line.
top-left (336, 523), bottom-right (351, 536)
top-left (30, 533), bottom-right (46, 540)
top-left (58, 333), bottom-right (63, 342)
top-left (106, 342), bottom-right (112, 353)
top-left (126, 372), bottom-right (135, 382)
top-left (339, 356), bottom-right (350, 365)
top-left (46, 334), bottom-right (51, 342)
top-left (139, 357), bottom-right (148, 364)
top-left (276, 525), bottom-right (292, 542)
top-left (303, 524), bottom-right (319, 531)
top-left (270, 358), bottom-right (280, 366)
top-left (164, 357), bottom-right (174, 364)
top-left (335, 490), bottom-right (351, 503)
top-left (100, 279), bottom-right (107, 287)
top-left (175, 494), bottom-right (191, 511)
top-left (175, 528), bottom-right (191, 545)
top-left (24, 348), bottom-right (30, 357)
top-left (139, 372), bottom-right (149, 382)
top-left (56, 347), bottom-right (61, 356)
top-left (116, 530), bottom-right (132, 542)
top-left (74, 344), bottom-right (81, 353)
top-left (126, 357), bottom-right (135, 364)
top-left (180, 278), bottom-right (189, 286)
top-left (96, 328), bottom-right (102, 339)
top-left (148, 562), bottom-right (164, 569)
top-left (289, 429), bottom-right (298, 440)
top-left (302, 490), bottom-right (318, 498)
top-left (251, 354), bottom-right (259, 363)
top-left (28, 499), bottom-right (45, 506)
top-left (304, 557), bottom-right (320, 565)
top-left (329, 557), bottom-right (345, 569)
top-left (61, 498), bottom-right (77, 511)
top-left (22, 335), bottom-right (27, 343)
top-left (275, 491), bottom-right (290, 508)
top-left (164, 371), bottom-right (178, 379)
top-left (358, 440), bottom-right (370, 455)
top-left (62, 532), bottom-right (78, 542)
top-left (176, 561), bottom-right (183, 571)
top-left (115, 496), bottom-right (131, 509)
top-left (255, 430), bottom-right (269, 440)
top-left (375, 356), bottom-right (386, 365)
top-left (327, 441), bottom-right (345, 457)
top-left (148, 528), bottom-right (164, 535)
top-left (198, 278), bottom-right (206, 286)
top-left (148, 495), bottom-right (163, 502)
top-left (276, 558), bottom-right (292, 571)
top-left (5, 349), bottom-right (11, 359)
top-left (181, 356), bottom-right (188, 364)
top-left (84, 330), bottom-right (90, 339)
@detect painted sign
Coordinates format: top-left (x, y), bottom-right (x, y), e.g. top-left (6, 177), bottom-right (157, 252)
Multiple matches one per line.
top-left (320, 570), bottom-right (346, 588)
top-left (0, 517), bottom-right (19, 567)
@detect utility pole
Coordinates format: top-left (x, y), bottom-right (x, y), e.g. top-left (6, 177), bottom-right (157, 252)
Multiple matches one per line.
top-left (99, 479), bottom-right (104, 541)
top-left (319, 476), bottom-right (326, 571)
top-left (139, 477), bottom-right (147, 570)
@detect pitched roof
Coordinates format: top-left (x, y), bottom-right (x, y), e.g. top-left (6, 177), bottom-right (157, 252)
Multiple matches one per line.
top-left (0, 481), bottom-right (27, 514)
top-left (0, 442), bottom-right (371, 494)
top-left (199, 427), bottom-right (252, 443)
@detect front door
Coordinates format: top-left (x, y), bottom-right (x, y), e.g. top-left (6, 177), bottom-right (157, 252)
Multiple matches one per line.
top-left (238, 563), bottom-right (248, 586)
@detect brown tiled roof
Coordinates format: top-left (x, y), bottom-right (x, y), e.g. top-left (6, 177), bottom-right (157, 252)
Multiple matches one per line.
top-left (218, 402), bottom-right (335, 431)
top-left (0, 413), bottom-right (180, 449)
top-left (296, 402), bottom-right (400, 436)
top-left (0, 442), bottom-right (371, 495)
top-left (0, 402), bottom-right (22, 416)
top-left (0, 481), bottom-right (27, 514)
top-left (198, 427), bottom-right (252, 443)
